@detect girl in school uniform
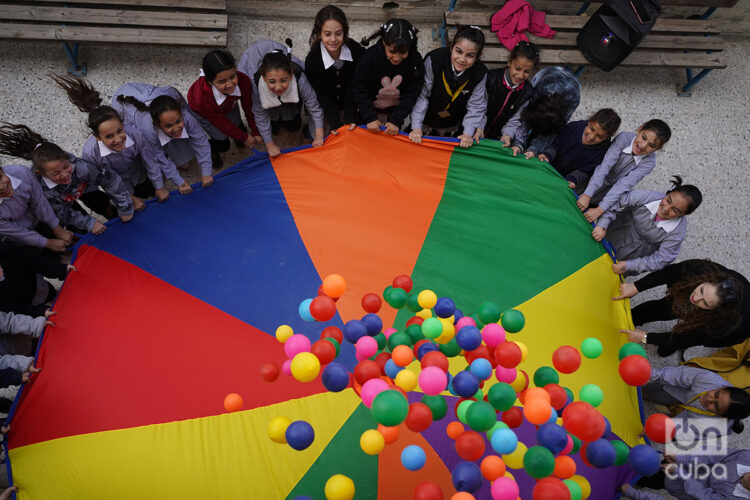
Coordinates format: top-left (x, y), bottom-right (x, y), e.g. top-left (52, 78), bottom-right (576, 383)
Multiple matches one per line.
top-left (481, 41), bottom-right (538, 141)
top-left (409, 26), bottom-right (487, 148)
top-left (187, 49), bottom-right (260, 169)
top-left (0, 124), bottom-right (133, 235)
top-left (51, 75), bottom-right (170, 211)
top-left (592, 176), bottom-right (702, 275)
top-left (577, 118), bottom-right (671, 222)
top-left (113, 83), bottom-right (214, 188)
top-left (0, 164), bottom-right (71, 252)
top-left (237, 39), bottom-right (325, 158)
top-left (353, 18), bottom-right (425, 136)
top-left (304, 5), bottom-right (365, 134)
top-left (536, 108), bottom-right (621, 193)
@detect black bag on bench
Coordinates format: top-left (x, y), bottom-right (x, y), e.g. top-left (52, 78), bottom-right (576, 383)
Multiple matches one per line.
top-left (577, 0), bottom-right (663, 71)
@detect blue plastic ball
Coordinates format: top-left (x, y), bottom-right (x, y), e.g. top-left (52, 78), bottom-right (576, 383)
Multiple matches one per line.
top-left (434, 297), bottom-right (456, 318)
top-left (469, 358), bottom-right (493, 380)
top-left (452, 461), bottom-right (483, 493)
top-left (453, 308), bottom-right (464, 323)
top-left (537, 423), bottom-right (569, 454)
top-left (628, 444), bottom-right (661, 476)
top-left (286, 420), bottom-right (315, 450)
top-left (401, 445), bottom-right (426, 471)
top-left (343, 319), bottom-right (368, 344)
top-left (361, 313), bottom-right (383, 335)
top-left (452, 371), bottom-right (480, 399)
top-left (384, 359), bottom-right (403, 379)
top-left (416, 341), bottom-right (439, 360)
top-left (545, 408), bottom-right (558, 425)
top-left (602, 416), bottom-right (612, 439)
top-left (446, 372), bottom-right (457, 396)
top-left (586, 439), bottom-right (616, 468)
top-left (456, 325), bottom-right (482, 351)
top-left (298, 298), bottom-right (315, 322)
top-left (321, 362), bottom-right (350, 392)
top-left (490, 428), bottom-right (518, 455)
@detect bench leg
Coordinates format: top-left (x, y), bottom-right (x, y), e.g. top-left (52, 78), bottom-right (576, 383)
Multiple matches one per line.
top-left (576, 2), bottom-right (591, 15)
top-left (439, 0), bottom-right (459, 47)
top-left (699, 7), bottom-right (717, 20)
top-left (678, 68), bottom-right (712, 96)
top-left (61, 42), bottom-right (87, 77)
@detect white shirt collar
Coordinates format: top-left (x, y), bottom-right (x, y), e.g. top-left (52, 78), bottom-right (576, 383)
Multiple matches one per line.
top-left (503, 70), bottom-right (519, 89)
top-left (98, 134), bottom-right (135, 157)
top-left (41, 160), bottom-right (76, 188)
top-left (452, 64), bottom-right (465, 78)
top-left (645, 200), bottom-right (682, 233)
top-left (321, 42), bottom-right (353, 70)
top-left (622, 137), bottom-right (644, 165)
top-left (734, 483), bottom-right (750, 499)
top-left (211, 82), bottom-right (240, 106)
top-left (157, 127), bottom-right (189, 146)
top-left (0, 174), bottom-right (22, 204)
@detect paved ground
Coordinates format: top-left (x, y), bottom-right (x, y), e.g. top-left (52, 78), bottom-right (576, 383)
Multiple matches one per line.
top-left (0, 13), bottom-right (748, 498)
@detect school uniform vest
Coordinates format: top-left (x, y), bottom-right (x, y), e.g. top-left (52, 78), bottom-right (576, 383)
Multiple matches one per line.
top-left (484, 68), bottom-right (534, 139)
top-left (423, 48), bottom-right (487, 130)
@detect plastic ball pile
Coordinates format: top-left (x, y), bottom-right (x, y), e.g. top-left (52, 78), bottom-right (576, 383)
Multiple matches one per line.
top-left (230, 273), bottom-right (661, 499)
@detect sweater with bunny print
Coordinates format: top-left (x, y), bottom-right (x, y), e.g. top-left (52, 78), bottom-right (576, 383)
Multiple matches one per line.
top-left (352, 41), bottom-right (424, 128)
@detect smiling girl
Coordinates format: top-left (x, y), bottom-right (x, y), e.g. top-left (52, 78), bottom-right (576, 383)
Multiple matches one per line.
top-left (113, 83), bottom-right (214, 188)
top-left (592, 176), bottom-right (702, 275)
top-left (51, 75), bottom-right (167, 211)
top-left (353, 18), bottom-right (424, 136)
top-left (614, 259), bottom-right (748, 356)
top-left (0, 124), bottom-right (133, 235)
top-left (409, 26), bottom-right (487, 148)
top-left (304, 6), bottom-right (364, 134)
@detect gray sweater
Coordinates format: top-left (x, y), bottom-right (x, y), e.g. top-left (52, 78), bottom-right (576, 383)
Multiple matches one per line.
top-left (0, 310), bottom-right (45, 358)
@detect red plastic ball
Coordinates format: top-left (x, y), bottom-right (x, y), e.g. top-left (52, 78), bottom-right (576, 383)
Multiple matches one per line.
top-left (562, 401), bottom-right (605, 442)
top-left (533, 477), bottom-right (571, 500)
top-left (544, 383), bottom-right (568, 411)
top-left (552, 345), bottom-right (582, 374)
top-left (310, 295), bottom-right (337, 322)
top-left (455, 430), bottom-right (486, 461)
top-left (464, 345), bottom-right (491, 365)
top-left (361, 293), bottom-right (382, 313)
top-left (320, 326), bottom-right (343, 344)
top-left (406, 316), bottom-right (425, 328)
top-left (494, 342), bottom-right (522, 369)
top-left (502, 407), bottom-right (524, 428)
top-left (421, 351), bottom-right (449, 372)
top-left (412, 481), bottom-right (443, 500)
top-left (405, 402), bottom-right (433, 433)
top-left (392, 274), bottom-right (413, 293)
top-left (311, 339), bottom-right (337, 364)
top-left (374, 352), bottom-right (391, 373)
top-left (260, 362), bottom-right (280, 382)
top-left (619, 355), bottom-right (651, 386)
top-left (317, 284), bottom-right (340, 302)
top-left (645, 413), bottom-right (676, 443)
top-left (354, 360), bottom-right (382, 385)
top-left (413, 339), bottom-right (432, 358)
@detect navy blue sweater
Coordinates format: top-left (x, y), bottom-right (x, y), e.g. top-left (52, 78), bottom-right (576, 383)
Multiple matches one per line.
top-left (542, 120), bottom-right (610, 188)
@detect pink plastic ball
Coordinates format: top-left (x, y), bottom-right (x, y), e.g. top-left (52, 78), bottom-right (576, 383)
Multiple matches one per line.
top-left (284, 334), bottom-right (312, 358)
top-left (482, 323), bottom-right (506, 347)
top-left (455, 317), bottom-right (476, 330)
top-left (361, 378), bottom-right (390, 408)
top-left (495, 365), bottom-right (517, 383)
top-left (281, 359), bottom-right (292, 376)
top-left (356, 336), bottom-right (378, 358)
top-left (491, 476), bottom-right (520, 500)
top-left (383, 328), bottom-right (397, 339)
top-left (418, 366), bottom-right (448, 396)
top-left (559, 434), bottom-right (574, 455)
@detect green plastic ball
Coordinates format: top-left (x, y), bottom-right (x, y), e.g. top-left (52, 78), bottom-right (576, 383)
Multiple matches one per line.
top-left (421, 317), bottom-right (443, 339)
top-left (439, 337), bottom-right (462, 357)
top-left (324, 337), bottom-right (341, 356)
top-left (406, 292), bottom-right (422, 313)
top-left (501, 309), bottom-right (525, 333)
top-left (563, 479), bottom-right (583, 500)
top-left (618, 342), bottom-right (647, 361)
top-left (488, 382), bottom-right (517, 412)
top-left (387, 287), bottom-right (408, 309)
top-left (523, 446), bottom-right (555, 479)
top-left (387, 332), bottom-right (412, 351)
top-left (373, 332), bottom-right (386, 350)
top-left (477, 301), bottom-right (501, 325)
top-left (581, 337), bottom-right (604, 359)
top-left (371, 390), bottom-right (409, 426)
top-left (570, 434), bottom-right (581, 453)
top-left (486, 421), bottom-right (509, 439)
top-left (579, 384), bottom-right (604, 407)
top-left (383, 285), bottom-right (394, 302)
top-left (405, 324), bottom-right (425, 344)
top-left (456, 400), bottom-right (474, 424)
top-left (466, 400), bottom-right (497, 432)
top-left (533, 366), bottom-right (560, 387)
top-left (612, 440), bottom-right (629, 466)
top-left (421, 395), bottom-right (448, 421)
top-left (469, 313), bottom-right (485, 329)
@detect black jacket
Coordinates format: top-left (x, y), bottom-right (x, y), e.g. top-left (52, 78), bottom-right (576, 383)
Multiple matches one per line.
top-left (0, 243), bottom-right (67, 316)
top-left (483, 68), bottom-right (534, 139)
top-left (352, 41), bottom-right (425, 128)
top-left (305, 39), bottom-right (365, 129)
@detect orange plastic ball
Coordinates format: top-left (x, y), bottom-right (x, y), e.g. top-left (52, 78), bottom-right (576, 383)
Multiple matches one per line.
top-left (223, 393), bottom-right (243, 412)
top-left (377, 424), bottom-right (400, 444)
top-left (392, 345), bottom-right (414, 367)
top-left (446, 421), bottom-right (465, 439)
top-left (553, 455), bottom-right (576, 479)
top-left (322, 274), bottom-right (347, 299)
top-left (523, 398), bottom-right (552, 425)
top-left (480, 455), bottom-right (507, 481)
top-left (451, 493), bottom-right (475, 500)
top-left (524, 387), bottom-right (551, 404)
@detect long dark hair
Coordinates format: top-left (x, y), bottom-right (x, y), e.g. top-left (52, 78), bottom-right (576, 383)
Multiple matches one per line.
top-left (451, 25), bottom-right (485, 58)
top-left (309, 5), bottom-right (349, 47)
top-left (521, 93), bottom-right (567, 135)
top-left (666, 175), bottom-right (702, 215)
top-left (667, 260), bottom-right (743, 336)
top-left (0, 123), bottom-right (66, 173)
top-left (362, 19), bottom-right (421, 80)
top-left (201, 49), bottom-right (236, 83)
top-left (50, 74), bottom-right (122, 136)
top-left (116, 94), bottom-right (182, 127)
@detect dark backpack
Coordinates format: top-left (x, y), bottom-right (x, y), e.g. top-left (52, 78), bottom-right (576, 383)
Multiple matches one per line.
top-left (577, 0), bottom-right (662, 71)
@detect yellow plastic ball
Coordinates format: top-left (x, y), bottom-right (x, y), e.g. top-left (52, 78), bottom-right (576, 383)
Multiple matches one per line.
top-left (502, 442), bottom-right (527, 469)
top-left (569, 475), bottom-right (591, 500)
top-left (417, 290), bottom-right (438, 309)
top-left (439, 317), bottom-right (456, 337)
top-left (267, 416), bottom-right (292, 443)
top-left (395, 369), bottom-right (418, 392)
top-left (504, 471), bottom-right (515, 480)
top-left (416, 308), bottom-right (433, 320)
top-left (512, 341), bottom-right (528, 362)
top-left (291, 352), bottom-right (321, 383)
top-left (276, 324), bottom-right (294, 343)
top-left (360, 429), bottom-right (385, 455)
top-left (510, 370), bottom-right (527, 393)
top-left (325, 474), bottom-right (355, 500)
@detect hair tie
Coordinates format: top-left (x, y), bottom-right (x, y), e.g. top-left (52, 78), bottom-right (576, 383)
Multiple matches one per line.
top-left (385, 23), bottom-right (393, 32)
top-left (469, 25), bottom-right (482, 30)
top-left (33, 143), bottom-right (42, 151)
